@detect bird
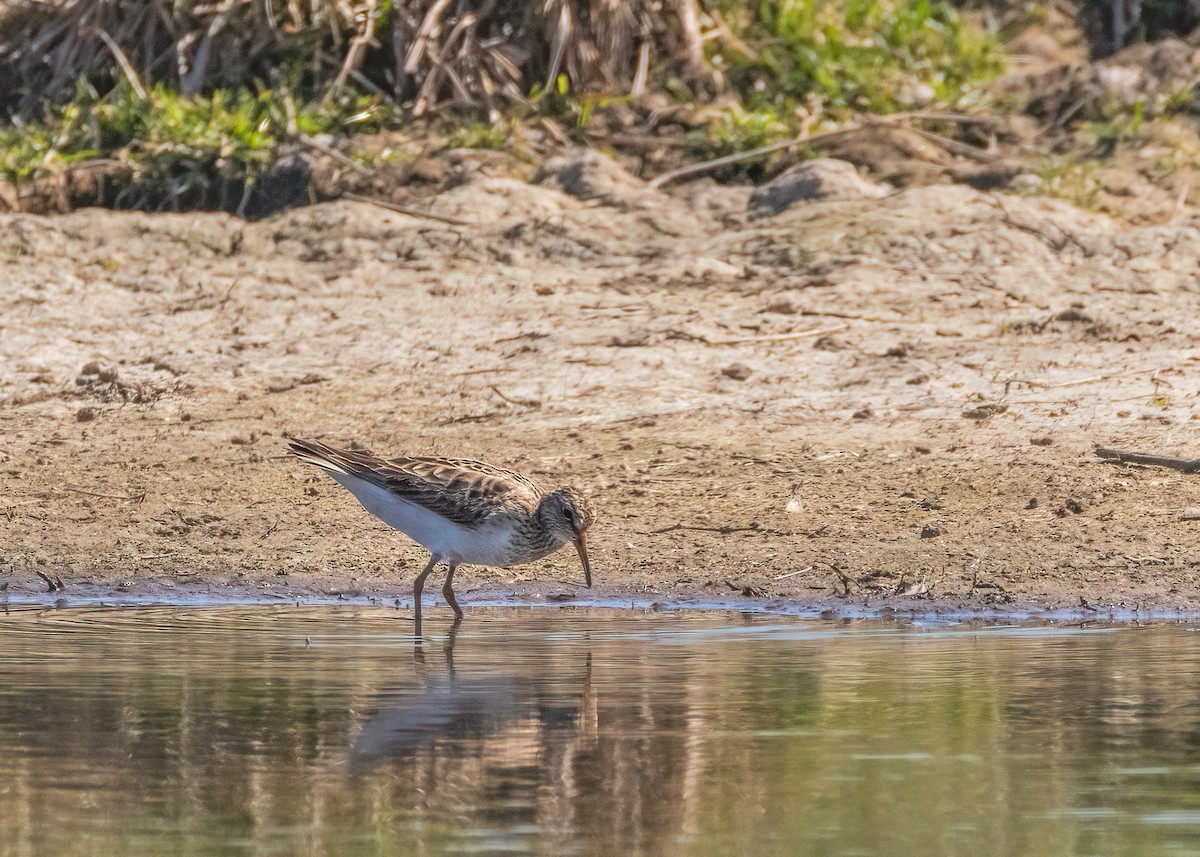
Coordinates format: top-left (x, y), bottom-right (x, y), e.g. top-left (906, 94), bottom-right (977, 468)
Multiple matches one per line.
top-left (287, 437), bottom-right (594, 633)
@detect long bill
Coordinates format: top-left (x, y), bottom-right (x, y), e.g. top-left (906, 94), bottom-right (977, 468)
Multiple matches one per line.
top-left (574, 532), bottom-right (592, 588)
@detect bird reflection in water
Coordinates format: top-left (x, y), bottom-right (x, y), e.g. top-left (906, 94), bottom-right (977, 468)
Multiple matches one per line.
top-left (351, 623), bottom-right (598, 788)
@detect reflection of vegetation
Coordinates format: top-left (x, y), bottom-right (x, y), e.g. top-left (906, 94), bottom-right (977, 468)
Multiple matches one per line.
top-left (1, 610), bottom-right (1199, 856)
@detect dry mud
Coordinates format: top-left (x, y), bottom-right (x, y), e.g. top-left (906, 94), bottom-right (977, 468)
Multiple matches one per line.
top-left (3, 153), bottom-right (1200, 618)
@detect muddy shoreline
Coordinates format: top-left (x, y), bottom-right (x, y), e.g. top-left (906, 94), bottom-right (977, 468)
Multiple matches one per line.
top-left (6, 584), bottom-right (1200, 625)
top-left (3, 153), bottom-right (1200, 618)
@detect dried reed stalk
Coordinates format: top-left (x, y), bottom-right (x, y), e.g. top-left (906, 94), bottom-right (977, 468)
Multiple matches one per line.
top-left (0, 0), bottom-right (710, 119)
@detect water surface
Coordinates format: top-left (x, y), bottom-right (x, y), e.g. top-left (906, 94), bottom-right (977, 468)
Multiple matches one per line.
top-left (1, 605), bottom-right (1199, 856)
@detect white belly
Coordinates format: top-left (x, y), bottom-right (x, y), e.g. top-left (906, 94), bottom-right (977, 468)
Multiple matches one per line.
top-left (332, 473), bottom-right (516, 565)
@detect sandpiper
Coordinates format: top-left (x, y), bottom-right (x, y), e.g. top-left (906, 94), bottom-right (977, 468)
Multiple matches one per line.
top-left (288, 437), bottom-right (594, 632)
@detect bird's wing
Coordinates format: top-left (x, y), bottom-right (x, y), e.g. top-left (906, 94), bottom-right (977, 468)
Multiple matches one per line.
top-left (288, 438), bottom-right (540, 526)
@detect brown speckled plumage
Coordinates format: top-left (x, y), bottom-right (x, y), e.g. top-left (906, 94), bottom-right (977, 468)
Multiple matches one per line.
top-left (287, 436), bottom-right (595, 633)
top-left (289, 438), bottom-right (543, 527)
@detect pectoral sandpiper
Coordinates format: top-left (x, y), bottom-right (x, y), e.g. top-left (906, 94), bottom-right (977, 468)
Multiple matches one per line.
top-left (288, 437), bottom-right (594, 632)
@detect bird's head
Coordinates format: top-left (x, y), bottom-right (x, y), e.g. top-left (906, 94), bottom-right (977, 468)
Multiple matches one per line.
top-left (537, 487), bottom-right (595, 587)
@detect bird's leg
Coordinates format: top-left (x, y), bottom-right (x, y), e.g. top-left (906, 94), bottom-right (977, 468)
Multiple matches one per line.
top-left (412, 555), bottom-right (441, 637)
top-left (442, 562), bottom-right (464, 620)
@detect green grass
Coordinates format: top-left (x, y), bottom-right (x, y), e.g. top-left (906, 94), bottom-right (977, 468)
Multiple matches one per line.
top-left (711, 0), bottom-right (1004, 115)
top-left (0, 0), bottom-right (1008, 205)
top-left (446, 120), bottom-right (512, 150)
top-left (1029, 156), bottom-right (1100, 209)
top-left (677, 0), bottom-right (1005, 161)
top-left (0, 83), bottom-right (385, 188)
top-left (706, 104), bottom-right (792, 152)
top-left (1081, 98), bottom-right (1147, 156)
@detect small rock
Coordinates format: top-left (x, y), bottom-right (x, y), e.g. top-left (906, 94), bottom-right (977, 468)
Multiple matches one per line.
top-left (1055, 498), bottom-right (1085, 517)
top-left (962, 404), bottom-right (1008, 420)
top-left (852, 408), bottom-right (872, 420)
top-left (785, 498), bottom-right (804, 513)
top-left (533, 148), bottom-right (644, 202)
top-left (1010, 173), bottom-right (1045, 194)
top-left (77, 361), bottom-right (118, 384)
top-left (919, 524), bottom-right (943, 539)
top-left (610, 333), bottom-right (649, 348)
top-left (1030, 436), bottom-right (1053, 446)
top-left (407, 156), bottom-right (450, 184)
top-left (721, 363), bottom-right (753, 381)
top-left (898, 578), bottom-right (931, 596)
top-left (763, 299), bottom-right (797, 315)
top-left (1180, 508), bottom-right (1200, 521)
top-left (1054, 308), bottom-right (1093, 324)
top-left (75, 407), bottom-right (97, 422)
top-left (953, 161), bottom-right (1025, 191)
top-left (748, 158), bottom-right (887, 216)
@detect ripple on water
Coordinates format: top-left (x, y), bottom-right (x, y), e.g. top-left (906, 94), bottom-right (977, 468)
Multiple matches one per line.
top-left (1, 606), bottom-right (1200, 856)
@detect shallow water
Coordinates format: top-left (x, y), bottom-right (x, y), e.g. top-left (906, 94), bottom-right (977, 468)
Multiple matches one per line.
top-left (1, 606), bottom-right (1199, 856)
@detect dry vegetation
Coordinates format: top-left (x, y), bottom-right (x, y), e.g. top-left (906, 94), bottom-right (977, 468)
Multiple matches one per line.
top-left (0, 0), bottom-right (700, 116)
top-left (0, 0), bottom-right (1009, 212)
top-left (1, 1), bottom-right (1198, 222)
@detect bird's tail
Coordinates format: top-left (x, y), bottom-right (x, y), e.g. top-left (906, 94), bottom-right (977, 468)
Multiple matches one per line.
top-left (286, 436), bottom-right (352, 475)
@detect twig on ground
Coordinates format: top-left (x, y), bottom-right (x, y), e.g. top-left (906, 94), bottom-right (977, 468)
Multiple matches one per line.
top-left (63, 487), bottom-right (146, 501)
top-left (906, 126), bottom-right (1002, 163)
top-left (651, 522), bottom-right (761, 535)
top-left (772, 565), bottom-right (813, 580)
top-left (701, 324), bottom-right (850, 346)
top-left (341, 192), bottom-right (474, 226)
top-left (300, 135), bottom-right (374, 175)
top-left (489, 386), bottom-right (541, 408)
top-left (648, 112), bottom-right (993, 189)
top-left (648, 126), bottom-right (859, 189)
top-left (452, 367), bottom-right (508, 376)
top-left (1095, 448), bottom-right (1200, 474)
top-left (1039, 367), bottom-right (1170, 389)
top-left (438, 411), bottom-right (504, 424)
